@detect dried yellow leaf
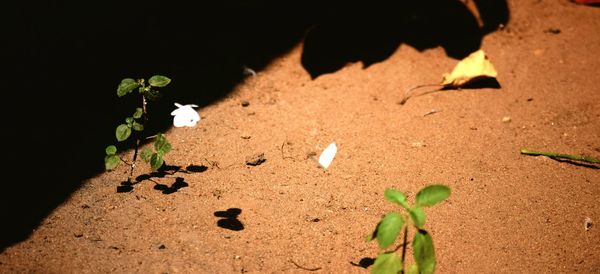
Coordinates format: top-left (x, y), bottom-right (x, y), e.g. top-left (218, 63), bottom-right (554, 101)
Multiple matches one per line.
top-left (441, 49), bottom-right (498, 88)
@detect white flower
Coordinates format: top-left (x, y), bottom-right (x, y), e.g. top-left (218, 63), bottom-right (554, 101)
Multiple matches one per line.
top-left (171, 103), bottom-right (200, 127)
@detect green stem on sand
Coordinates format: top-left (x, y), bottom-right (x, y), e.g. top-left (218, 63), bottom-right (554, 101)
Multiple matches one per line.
top-left (520, 148), bottom-right (600, 164)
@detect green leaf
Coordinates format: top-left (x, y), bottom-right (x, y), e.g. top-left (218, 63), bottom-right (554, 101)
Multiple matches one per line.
top-left (413, 230), bottom-right (436, 274)
top-left (141, 148), bottom-right (153, 163)
top-left (104, 154), bottom-right (120, 170)
top-left (117, 78), bottom-right (140, 97)
top-left (154, 133), bottom-right (171, 155)
top-left (385, 189), bottom-right (409, 208)
top-left (148, 75), bottom-right (171, 87)
top-left (105, 145), bottom-right (117, 155)
top-left (416, 184), bottom-right (451, 207)
top-left (409, 207), bottom-right (426, 228)
top-left (376, 212), bottom-right (404, 249)
top-left (371, 252), bottom-right (402, 274)
top-left (125, 117), bottom-right (134, 126)
top-left (132, 122), bottom-right (144, 131)
top-left (133, 108), bottom-right (143, 119)
top-left (115, 124), bottom-right (131, 142)
top-left (407, 264), bottom-right (419, 274)
top-left (150, 153), bottom-right (164, 171)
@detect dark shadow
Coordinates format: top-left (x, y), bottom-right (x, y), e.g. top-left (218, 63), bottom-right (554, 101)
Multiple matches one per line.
top-left (1, 0), bottom-right (509, 251)
top-left (116, 181), bottom-right (135, 193)
top-left (122, 164), bottom-right (206, 193)
top-left (153, 177), bottom-right (189, 195)
top-left (301, 0), bottom-right (509, 79)
top-left (350, 257), bottom-right (375, 269)
top-left (186, 165), bottom-right (209, 173)
top-left (551, 158), bottom-right (600, 170)
top-left (214, 208), bottom-right (245, 231)
top-left (442, 77), bottom-right (502, 90)
top-left (400, 77), bottom-right (501, 105)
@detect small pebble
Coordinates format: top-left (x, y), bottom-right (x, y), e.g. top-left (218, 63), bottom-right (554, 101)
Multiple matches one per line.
top-left (411, 142), bottom-right (425, 148)
top-left (502, 117), bottom-right (512, 123)
top-left (245, 153), bottom-right (266, 166)
top-left (585, 217), bottom-right (593, 231)
top-left (241, 100), bottom-right (250, 107)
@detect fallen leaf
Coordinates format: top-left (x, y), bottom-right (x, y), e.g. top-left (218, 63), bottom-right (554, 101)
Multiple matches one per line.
top-left (399, 49), bottom-right (499, 105)
top-left (441, 49), bottom-right (498, 88)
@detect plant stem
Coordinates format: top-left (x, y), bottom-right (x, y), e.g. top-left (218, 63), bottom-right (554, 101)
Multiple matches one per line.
top-left (127, 92), bottom-right (149, 183)
top-left (127, 139), bottom-right (140, 183)
top-left (520, 148), bottom-right (600, 164)
top-left (401, 226), bottom-right (408, 272)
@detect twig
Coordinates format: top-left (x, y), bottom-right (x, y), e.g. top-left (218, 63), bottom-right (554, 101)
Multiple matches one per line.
top-left (423, 109), bottom-right (441, 117)
top-left (399, 84), bottom-right (444, 105)
top-left (289, 259), bottom-right (321, 271)
top-left (520, 148), bottom-right (600, 164)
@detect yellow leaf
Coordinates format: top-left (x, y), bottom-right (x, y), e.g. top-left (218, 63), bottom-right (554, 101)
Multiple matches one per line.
top-left (440, 49), bottom-right (498, 88)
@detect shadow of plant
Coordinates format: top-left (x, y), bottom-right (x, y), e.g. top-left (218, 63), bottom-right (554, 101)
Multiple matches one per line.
top-left (117, 164), bottom-right (207, 193)
top-left (214, 208), bottom-right (245, 231)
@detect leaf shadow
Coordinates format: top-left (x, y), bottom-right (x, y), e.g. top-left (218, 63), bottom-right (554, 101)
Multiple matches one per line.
top-left (350, 257), bottom-right (375, 269)
top-left (214, 208), bottom-right (245, 231)
top-left (550, 158), bottom-right (600, 169)
top-left (400, 77), bottom-right (501, 105)
top-left (117, 163), bottom-right (208, 193)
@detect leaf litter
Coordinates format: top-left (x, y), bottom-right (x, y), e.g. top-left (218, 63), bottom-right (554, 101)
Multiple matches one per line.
top-left (400, 49), bottom-right (498, 105)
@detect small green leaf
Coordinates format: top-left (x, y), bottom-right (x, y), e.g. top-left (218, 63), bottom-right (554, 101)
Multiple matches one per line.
top-left (409, 207), bottom-right (426, 228)
top-left (150, 153), bottom-right (164, 171)
top-left (117, 78), bottom-right (140, 97)
top-left (125, 117), bottom-right (134, 126)
top-left (133, 108), bottom-right (143, 119)
top-left (104, 154), bottom-right (120, 170)
top-left (115, 124), bottom-right (131, 142)
top-left (385, 189), bottom-right (409, 208)
top-left (148, 75), bottom-right (171, 87)
top-left (416, 184), bottom-right (451, 207)
top-left (105, 145), bottom-right (117, 155)
top-left (132, 122), bottom-right (144, 131)
top-left (371, 252), bottom-right (402, 274)
top-left (141, 148), bottom-right (153, 163)
top-left (413, 230), bottom-right (436, 274)
top-left (376, 212), bottom-right (404, 249)
top-left (406, 263), bottom-right (419, 274)
top-left (154, 133), bottom-right (171, 155)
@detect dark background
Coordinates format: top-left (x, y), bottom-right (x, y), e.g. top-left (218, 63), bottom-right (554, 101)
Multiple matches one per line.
top-left (2, 0), bottom-right (508, 251)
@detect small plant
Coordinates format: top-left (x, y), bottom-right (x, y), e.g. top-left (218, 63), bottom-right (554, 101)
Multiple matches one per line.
top-left (104, 75), bottom-right (173, 182)
top-left (368, 184), bottom-right (451, 274)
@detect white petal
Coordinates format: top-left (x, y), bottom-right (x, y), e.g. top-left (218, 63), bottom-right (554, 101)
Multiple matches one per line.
top-left (174, 102), bottom-right (183, 108)
top-left (172, 106), bottom-right (200, 127)
top-left (318, 142), bottom-right (337, 170)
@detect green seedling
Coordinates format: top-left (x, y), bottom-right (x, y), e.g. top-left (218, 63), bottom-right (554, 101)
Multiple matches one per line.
top-left (368, 184), bottom-right (450, 274)
top-left (104, 75), bottom-right (173, 182)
